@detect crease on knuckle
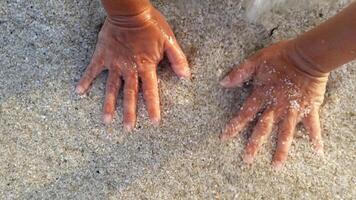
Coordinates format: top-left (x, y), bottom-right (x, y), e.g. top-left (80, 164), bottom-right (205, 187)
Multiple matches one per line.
top-left (138, 68), bottom-right (155, 77)
top-left (171, 57), bottom-right (188, 66)
top-left (106, 82), bottom-right (118, 90)
top-left (279, 133), bottom-right (292, 145)
top-left (143, 88), bottom-right (158, 96)
top-left (124, 88), bottom-right (137, 96)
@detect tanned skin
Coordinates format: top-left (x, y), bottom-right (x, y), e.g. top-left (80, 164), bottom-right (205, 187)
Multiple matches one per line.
top-left (220, 2), bottom-right (356, 169)
top-left (76, 0), bottom-right (190, 131)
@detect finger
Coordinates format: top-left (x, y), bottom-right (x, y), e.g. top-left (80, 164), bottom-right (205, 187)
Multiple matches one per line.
top-left (220, 90), bottom-right (264, 141)
top-left (139, 66), bottom-right (160, 125)
top-left (123, 71), bottom-right (138, 132)
top-left (165, 39), bottom-right (191, 78)
top-left (220, 60), bottom-right (257, 88)
top-left (272, 109), bottom-right (298, 170)
top-left (303, 109), bottom-right (324, 155)
top-left (102, 69), bottom-right (121, 125)
top-left (76, 53), bottom-right (104, 94)
top-left (243, 109), bottom-right (275, 164)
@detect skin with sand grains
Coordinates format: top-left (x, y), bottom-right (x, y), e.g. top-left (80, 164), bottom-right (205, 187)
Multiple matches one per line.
top-left (220, 2), bottom-right (356, 169)
top-left (76, 1), bottom-right (190, 131)
top-left (219, 41), bottom-right (328, 170)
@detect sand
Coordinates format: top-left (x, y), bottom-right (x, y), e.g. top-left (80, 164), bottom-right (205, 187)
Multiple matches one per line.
top-left (0, 0), bottom-right (355, 199)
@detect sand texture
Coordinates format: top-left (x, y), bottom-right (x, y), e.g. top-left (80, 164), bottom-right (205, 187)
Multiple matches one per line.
top-left (0, 0), bottom-right (355, 199)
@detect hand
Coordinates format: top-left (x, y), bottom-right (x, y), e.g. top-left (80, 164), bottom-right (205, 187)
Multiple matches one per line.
top-left (220, 41), bottom-right (328, 169)
top-left (76, 5), bottom-right (190, 131)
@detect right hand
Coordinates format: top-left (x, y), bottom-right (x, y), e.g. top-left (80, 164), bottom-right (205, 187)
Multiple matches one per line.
top-left (76, 5), bottom-right (190, 131)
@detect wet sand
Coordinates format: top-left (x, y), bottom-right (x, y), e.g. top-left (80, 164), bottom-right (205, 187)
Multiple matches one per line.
top-left (0, 0), bottom-right (355, 199)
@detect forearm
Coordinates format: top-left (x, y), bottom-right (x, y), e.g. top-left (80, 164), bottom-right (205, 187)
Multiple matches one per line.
top-left (287, 2), bottom-right (356, 76)
top-left (101, 0), bottom-right (151, 16)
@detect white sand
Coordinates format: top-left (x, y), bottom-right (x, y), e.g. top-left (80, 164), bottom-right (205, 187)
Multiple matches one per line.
top-left (0, 0), bottom-right (355, 199)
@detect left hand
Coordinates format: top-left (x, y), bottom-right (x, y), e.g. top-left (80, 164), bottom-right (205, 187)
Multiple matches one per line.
top-left (220, 41), bottom-right (328, 169)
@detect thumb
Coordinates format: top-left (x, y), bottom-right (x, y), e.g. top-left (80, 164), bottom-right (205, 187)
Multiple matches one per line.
top-left (220, 60), bottom-right (257, 88)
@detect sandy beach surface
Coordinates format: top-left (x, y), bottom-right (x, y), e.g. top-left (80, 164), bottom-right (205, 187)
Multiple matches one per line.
top-left (0, 0), bottom-right (355, 199)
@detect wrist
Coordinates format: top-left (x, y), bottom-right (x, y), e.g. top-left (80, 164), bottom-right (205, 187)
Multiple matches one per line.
top-left (283, 39), bottom-right (330, 79)
top-left (106, 5), bottom-right (154, 28)
top-left (101, 0), bottom-right (152, 16)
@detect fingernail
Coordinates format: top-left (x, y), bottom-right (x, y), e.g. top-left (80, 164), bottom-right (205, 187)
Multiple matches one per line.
top-left (243, 154), bottom-right (254, 164)
top-left (272, 161), bottom-right (284, 171)
top-left (124, 123), bottom-right (134, 132)
top-left (312, 141), bottom-right (324, 156)
top-left (103, 114), bottom-right (113, 125)
top-left (220, 76), bottom-right (231, 87)
top-left (75, 85), bottom-right (85, 94)
top-left (179, 67), bottom-right (191, 80)
top-left (315, 147), bottom-right (324, 157)
top-left (151, 117), bottom-right (161, 127)
top-left (219, 133), bottom-right (229, 141)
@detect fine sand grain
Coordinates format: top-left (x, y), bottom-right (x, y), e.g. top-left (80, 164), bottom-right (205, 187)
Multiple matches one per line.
top-left (0, 0), bottom-right (355, 199)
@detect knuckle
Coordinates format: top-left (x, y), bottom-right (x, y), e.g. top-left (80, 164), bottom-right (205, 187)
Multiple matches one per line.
top-left (124, 88), bottom-right (137, 96)
top-left (137, 65), bottom-right (155, 74)
top-left (143, 89), bottom-right (159, 98)
top-left (105, 93), bottom-right (116, 101)
top-left (249, 138), bottom-right (259, 146)
top-left (106, 82), bottom-right (118, 89)
top-left (172, 57), bottom-right (188, 65)
top-left (279, 134), bottom-right (292, 144)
